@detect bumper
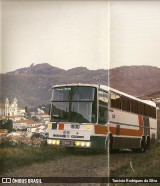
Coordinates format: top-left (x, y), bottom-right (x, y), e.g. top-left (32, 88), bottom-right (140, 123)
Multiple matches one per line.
top-left (47, 138), bottom-right (92, 148)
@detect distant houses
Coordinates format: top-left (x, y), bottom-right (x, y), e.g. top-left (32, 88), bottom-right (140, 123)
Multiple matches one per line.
top-left (31, 112), bottom-right (50, 124)
top-left (0, 98), bottom-right (50, 138)
top-left (13, 119), bottom-right (39, 130)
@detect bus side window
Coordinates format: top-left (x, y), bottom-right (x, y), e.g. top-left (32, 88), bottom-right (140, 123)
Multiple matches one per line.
top-left (138, 102), bottom-right (144, 116)
top-left (111, 93), bottom-right (121, 109)
top-left (131, 99), bottom-right (138, 114)
top-left (144, 104), bottom-right (150, 117)
top-left (150, 106), bottom-right (156, 118)
top-left (98, 91), bottom-right (108, 124)
top-left (121, 96), bottom-right (130, 112)
top-left (99, 106), bottom-right (108, 124)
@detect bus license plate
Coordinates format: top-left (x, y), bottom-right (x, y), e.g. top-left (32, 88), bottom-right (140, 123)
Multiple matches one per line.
top-left (64, 141), bottom-right (71, 145)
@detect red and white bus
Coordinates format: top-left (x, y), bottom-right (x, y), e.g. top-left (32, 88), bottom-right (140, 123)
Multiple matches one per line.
top-left (47, 84), bottom-right (157, 152)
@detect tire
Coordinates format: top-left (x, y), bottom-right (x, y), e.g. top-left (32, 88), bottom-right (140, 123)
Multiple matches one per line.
top-left (133, 137), bottom-right (146, 153)
top-left (145, 136), bottom-right (150, 149)
top-left (140, 138), bottom-right (146, 152)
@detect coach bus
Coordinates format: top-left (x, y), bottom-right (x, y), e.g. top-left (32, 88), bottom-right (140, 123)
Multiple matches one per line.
top-left (47, 84), bottom-right (157, 152)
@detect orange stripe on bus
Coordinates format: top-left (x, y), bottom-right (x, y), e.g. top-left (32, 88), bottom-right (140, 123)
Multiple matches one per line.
top-left (95, 116), bottom-right (144, 136)
top-left (94, 125), bottom-right (108, 135)
top-left (110, 127), bottom-right (143, 136)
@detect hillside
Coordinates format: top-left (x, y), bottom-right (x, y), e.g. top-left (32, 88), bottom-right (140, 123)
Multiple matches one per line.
top-left (1, 64), bottom-right (160, 107)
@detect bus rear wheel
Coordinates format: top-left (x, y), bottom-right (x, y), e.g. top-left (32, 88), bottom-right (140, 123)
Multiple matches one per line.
top-left (133, 137), bottom-right (146, 153)
top-left (137, 137), bottom-right (147, 153)
top-left (140, 139), bottom-right (146, 152)
top-left (145, 136), bottom-right (150, 149)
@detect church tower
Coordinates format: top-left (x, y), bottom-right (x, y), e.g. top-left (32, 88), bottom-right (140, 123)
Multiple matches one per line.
top-left (5, 98), bottom-right (9, 116)
top-left (5, 98), bottom-right (18, 117)
top-left (13, 98), bottom-right (18, 116)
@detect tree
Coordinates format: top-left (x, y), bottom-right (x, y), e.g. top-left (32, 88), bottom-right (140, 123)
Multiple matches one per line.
top-left (25, 106), bottom-right (29, 113)
top-left (0, 119), bottom-right (14, 132)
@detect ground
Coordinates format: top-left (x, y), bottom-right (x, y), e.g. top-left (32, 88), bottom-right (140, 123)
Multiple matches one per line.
top-left (1, 149), bottom-right (148, 186)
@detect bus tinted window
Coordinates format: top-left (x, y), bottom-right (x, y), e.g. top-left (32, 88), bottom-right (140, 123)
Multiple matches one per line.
top-left (52, 87), bottom-right (96, 101)
top-left (111, 93), bottom-right (121, 109)
top-left (131, 99), bottom-right (138, 114)
top-left (51, 86), bottom-right (97, 123)
top-left (144, 105), bottom-right (150, 117)
top-left (99, 91), bottom-right (108, 106)
top-left (138, 102), bottom-right (144, 115)
top-left (151, 106), bottom-right (156, 118)
top-left (72, 87), bottom-right (95, 101)
top-left (121, 96), bottom-right (130, 112)
top-left (52, 87), bottom-right (71, 101)
top-left (98, 90), bottom-right (108, 124)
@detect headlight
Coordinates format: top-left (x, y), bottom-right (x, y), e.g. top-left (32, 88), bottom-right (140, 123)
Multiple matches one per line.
top-left (47, 139), bottom-right (52, 144)
top-left (81, 142), bottom-right (85, 147)
top-left (47, 139), bottom-right (61, 145)
top-left (55, 140), bottom-right (60, 145)
top-left (74, 141), bottom-right (91, 147)
top-left (52, 140), bottom-right (56, 145)
top-left (75, 141), bottom-right (81, 146)
top-left (86, 142), bottom-right (91, 147)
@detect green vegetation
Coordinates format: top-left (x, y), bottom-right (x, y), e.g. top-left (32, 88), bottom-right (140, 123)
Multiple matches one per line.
top-left (0, 145), bottom-right (66, 175)
top-left (110, 141), bottom-right (160, 185)
top-left (0, 119), bottom-right (14, 132)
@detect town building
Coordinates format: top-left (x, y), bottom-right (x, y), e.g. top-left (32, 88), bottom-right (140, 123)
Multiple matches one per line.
top-left (5, 98), bottom-right (18, 117)
top-left (0, 103), bottom-right (5, 116)
top-left (31, 112), bottom-right (50, 124)
top-left (13, 119), bottom-right (40, 130)
top-left (0, 98), bottom-right (26, 118)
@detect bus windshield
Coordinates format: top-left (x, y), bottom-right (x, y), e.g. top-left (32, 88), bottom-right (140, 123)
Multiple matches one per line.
top-left (51, 86), bottom-right (97, 123)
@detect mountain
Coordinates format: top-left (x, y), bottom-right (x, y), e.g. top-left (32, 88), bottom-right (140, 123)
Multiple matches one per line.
top-left (7, 63), bottom-right (65, 76)
top-left (1, 63), bottom-right (160, 108)
top-left (109, 65), bottom-right (160, 96)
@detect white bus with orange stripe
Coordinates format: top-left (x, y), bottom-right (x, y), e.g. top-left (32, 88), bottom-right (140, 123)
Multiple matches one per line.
top-left (47, 84), bottom-right (157, 152)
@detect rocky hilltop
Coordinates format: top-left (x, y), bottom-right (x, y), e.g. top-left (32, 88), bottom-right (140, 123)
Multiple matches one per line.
top-left (1, 63), bottom-right (160, 107)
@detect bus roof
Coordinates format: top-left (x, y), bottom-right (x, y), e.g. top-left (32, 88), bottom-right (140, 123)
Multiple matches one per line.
top-left (52, 83), bottom-right (156, 107)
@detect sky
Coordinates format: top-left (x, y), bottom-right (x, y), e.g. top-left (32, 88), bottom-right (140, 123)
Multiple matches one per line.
top-left (1, 0), bottom-right (160, 73)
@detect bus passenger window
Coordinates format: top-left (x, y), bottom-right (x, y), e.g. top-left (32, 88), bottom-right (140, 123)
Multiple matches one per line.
top-left (138, 102), bottom-right (144, 115)
top-left (121, 96), bottom-right (130, 112)
top-left (144, 105), bottom-right (150, 117)
top-left (98, 106), bottom-right (108, 124)
top-left (131, 99), bottom-right (138, 114)
top-left (111, 93), bottom-right (121, 109)
top-left (150, 106), bottom-right (156, 118)
top-left (98, 90), bottom-right (108, 124)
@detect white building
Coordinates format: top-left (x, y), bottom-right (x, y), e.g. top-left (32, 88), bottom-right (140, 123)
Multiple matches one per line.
top-left (0, 103), bottom-right (5, 116)
top-left (0, 98), bottom-right (26, 118)
top-left (35, 125), bottom-right (48, 133)
top-left (17, 107), bottom-right (26, 116)
top-left (13, 119), bottom-right (40, 130)
top-left (31, 113), bottom-right (50, 124)
top-left (5, 98), bottom-right (18, 117)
